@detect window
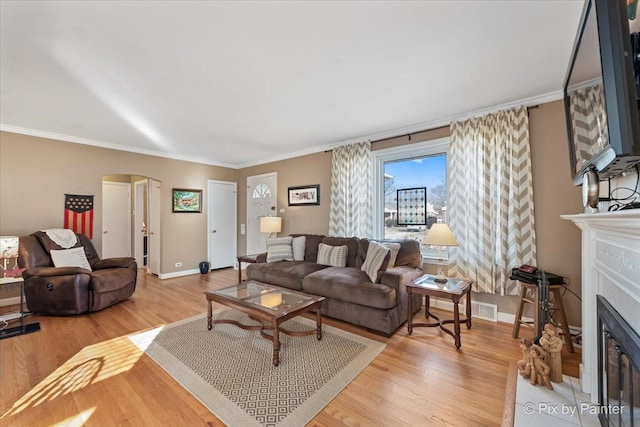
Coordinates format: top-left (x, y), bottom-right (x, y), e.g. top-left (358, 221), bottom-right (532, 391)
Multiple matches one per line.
top-left (372, 137), bottom-right (449, 261)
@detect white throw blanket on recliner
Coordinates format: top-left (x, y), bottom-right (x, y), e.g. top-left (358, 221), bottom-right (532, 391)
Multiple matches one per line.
top-left (42, 228), bottom-right (78, 248)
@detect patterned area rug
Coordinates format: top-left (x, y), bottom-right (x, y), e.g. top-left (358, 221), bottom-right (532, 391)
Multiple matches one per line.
top-left (129, 310), bottom-right (385, 427)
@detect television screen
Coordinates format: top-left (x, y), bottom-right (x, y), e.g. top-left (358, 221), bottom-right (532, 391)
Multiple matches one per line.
top-left (564, 0), bottom-right (640, 185)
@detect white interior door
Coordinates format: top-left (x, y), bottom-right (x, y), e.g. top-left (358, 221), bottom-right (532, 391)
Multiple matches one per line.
top-left (246, 172), bottom-right (277, 254)
top-left (148, 179), bottom-right (161, 275)
top-left (208, 180), bottom-right (237, 269)
top-left (102, 181), bottom-right (131, 258)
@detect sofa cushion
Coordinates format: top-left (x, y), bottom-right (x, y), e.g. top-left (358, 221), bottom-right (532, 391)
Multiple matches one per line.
top-left (292, 236), bottom-right (306, 261)
top-left (303, 267), bottom-right (397, 310)
top-left (246, 261), bottom-right (328, 290)
top-left (385, 239), bottom-right (422, 268)
top-left (317, 243), bottom-right (348, 267)
top-left (322, 236), bottom-right (359, 267)
top-left (290, 234), bottom-right (325, 262)
top-left (266, 236), bottom-right (294, 262)
top-left (380, 242), bottom-right (402, 267)
top-left (361, 241), bottom-right (390, 282)
top-left (90, 268), bottom-right (136, 293)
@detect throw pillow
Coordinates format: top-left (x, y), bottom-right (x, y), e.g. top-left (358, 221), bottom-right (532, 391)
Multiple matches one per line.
top-left (266, 236), bottom-right (294, 262)
top-left (292, 236), bottom-right (306, 261)
top-left (361, 241), bottom-right (391, 282)
top-left (50, 247), bottom-right (92, 271)
top-left (380, 242), bottom-right (401, 267)
top-left (317, 243), bottom-right (348, 267)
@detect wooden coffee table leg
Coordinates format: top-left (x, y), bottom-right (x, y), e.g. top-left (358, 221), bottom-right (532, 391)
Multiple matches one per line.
top-left (207, 298), bottom-right (212, 330)
top-left (316, 308), bottom-right (322, 340)
top-left (454, 300), bottom-right (461, 349)
top-left (272, 322), bottom-right (280, 366)
top-left (466, 290), bottom-right (472, 329)
top-left (407, 289), bottom-right (413, 335)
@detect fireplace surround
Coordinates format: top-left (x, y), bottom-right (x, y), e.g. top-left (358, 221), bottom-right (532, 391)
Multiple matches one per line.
top-left (563, 210), bottom-right (640, 407)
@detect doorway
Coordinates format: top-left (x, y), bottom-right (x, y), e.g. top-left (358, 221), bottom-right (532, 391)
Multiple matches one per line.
top-left (246, 172), bottom-right (277, 254)
top-left (102, 175), bottom-right (161, 274)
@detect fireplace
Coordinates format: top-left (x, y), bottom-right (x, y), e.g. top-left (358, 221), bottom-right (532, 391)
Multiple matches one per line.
top-left (597, 295), bottom-right (640, 426)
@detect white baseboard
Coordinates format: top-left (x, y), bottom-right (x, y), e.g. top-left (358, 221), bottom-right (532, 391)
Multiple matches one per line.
top-left (0, 296), bottom-right (21, 307)
top-left (158, 268), bottom-right (200, 279)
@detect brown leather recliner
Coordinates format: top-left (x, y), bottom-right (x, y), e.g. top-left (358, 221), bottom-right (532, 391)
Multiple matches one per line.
top-left (18, 231), bottom-right (137, 315)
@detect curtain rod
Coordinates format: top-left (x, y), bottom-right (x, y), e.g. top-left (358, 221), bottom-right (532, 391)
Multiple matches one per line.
top-left (325, 104), bottom-right (539, 152)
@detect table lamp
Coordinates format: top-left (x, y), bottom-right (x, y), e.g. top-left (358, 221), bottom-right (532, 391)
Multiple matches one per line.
top-left (259, 216), bottom-right (281, 238)
top-left (423, 223), bottom-right (458, 283)
top-left (0, 236), bottom-right (19, 279)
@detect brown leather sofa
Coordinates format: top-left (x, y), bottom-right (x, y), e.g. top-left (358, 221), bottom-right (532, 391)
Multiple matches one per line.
top-left (247, 235), bottom-right (423, 336)
top-left (18, 231), bottom-right (137, 315)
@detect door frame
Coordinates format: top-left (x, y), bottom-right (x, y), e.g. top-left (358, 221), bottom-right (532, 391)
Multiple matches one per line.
top-left (134, 179), bottom-right (148, 268)
top-left (246, 172), bottom-right (277, 255)
top-left (207, 180), bottom-right (237, 270)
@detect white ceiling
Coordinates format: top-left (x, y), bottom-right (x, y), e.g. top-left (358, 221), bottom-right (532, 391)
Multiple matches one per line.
top-left (0, 0), bottom-right (585, 169)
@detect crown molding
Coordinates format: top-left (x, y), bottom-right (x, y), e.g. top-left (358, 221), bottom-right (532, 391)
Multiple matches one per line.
top-left (0, 124), bottom-right (239, 169)
top-left (1, 89), bottom-right (564, 170)
top-left (239, 89), bottom-right (564, 167)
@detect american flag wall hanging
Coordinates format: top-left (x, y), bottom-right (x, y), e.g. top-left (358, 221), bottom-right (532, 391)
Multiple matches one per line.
top-left (64, 194), bottom-right (94, 238)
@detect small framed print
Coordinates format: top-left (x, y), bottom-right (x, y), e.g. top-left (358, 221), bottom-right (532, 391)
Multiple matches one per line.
top-left (172, 188), bottom-right (202, 213)
top-left (288, 185), bottom-right (320, 206)
top-left (397, 187), bottom-right (426, 225)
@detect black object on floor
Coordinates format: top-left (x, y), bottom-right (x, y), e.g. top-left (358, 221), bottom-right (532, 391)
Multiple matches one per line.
top-left (0, 322), bottom-right (40, 340)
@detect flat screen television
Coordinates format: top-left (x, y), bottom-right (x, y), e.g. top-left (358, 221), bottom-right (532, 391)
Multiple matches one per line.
top-left (564, 0), bottom-right (640, 186)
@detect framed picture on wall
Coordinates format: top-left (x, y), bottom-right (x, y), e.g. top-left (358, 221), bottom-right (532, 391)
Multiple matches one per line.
top-left (288, 185), bottom-right (320, 206)
top-left (172, 188), bottom-right (202, 213)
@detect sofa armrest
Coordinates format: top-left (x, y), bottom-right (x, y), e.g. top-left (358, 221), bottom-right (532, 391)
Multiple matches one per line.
top-left (380, 266), bottom-right (423, 291)
top-left (94, 257), bottom-right (137, 270)
top-left (255, 253), bottom-right (267, 263)
top-left (24, 266), bottom-right (91, 279)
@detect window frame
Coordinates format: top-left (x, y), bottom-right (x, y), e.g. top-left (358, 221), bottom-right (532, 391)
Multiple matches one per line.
top-left (371, 137), bottom-right (450, 263)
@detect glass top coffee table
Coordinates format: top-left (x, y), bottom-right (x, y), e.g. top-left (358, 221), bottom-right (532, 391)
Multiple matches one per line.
top-left (204, 280), bottom-right (325, 366)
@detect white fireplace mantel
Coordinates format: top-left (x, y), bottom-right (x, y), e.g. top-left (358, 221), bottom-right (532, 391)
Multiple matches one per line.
top-left (562, 210), bottom-right (640, 403)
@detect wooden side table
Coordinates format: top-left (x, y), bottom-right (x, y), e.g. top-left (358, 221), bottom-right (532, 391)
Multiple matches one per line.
top-left (406, 274), bottom-right (472, 349)
top-left (237, 254), bottom-right (259, 283)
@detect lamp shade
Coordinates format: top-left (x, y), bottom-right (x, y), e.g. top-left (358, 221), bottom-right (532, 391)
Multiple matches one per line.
top-left (423, 223), bottom-right (458, 247)
top-left (0, 236), bottom-right (19, 279)
top-left (0, 236), bottom-right (19, 259)
top-left (260, 216), bottom-right (282, 233)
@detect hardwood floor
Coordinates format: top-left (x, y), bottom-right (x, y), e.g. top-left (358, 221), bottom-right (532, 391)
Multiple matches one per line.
top-left (0, 268), bottom-right (580, 426)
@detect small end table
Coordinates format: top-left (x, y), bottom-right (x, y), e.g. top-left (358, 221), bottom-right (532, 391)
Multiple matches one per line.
top-left (406, 274), bottom-right (472, 349)
top-left (0, 277), bottom-right (40, 340)
top-left (237, 254), bottom-right (259, 283)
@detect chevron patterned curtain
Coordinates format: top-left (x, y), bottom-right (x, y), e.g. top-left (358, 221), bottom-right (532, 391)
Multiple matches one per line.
top-left (329, 141), bottom-right (373, 237)
top-left (568, 83), bottom-right (608, 175)
top-left (448, 106), bottom-right (536, 295)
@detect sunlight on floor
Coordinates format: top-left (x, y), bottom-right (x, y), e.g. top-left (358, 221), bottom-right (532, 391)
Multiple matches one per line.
top-left (1, 326), bottom-right (165, 421)
top-left (52, 407), bottom-right (96, 427)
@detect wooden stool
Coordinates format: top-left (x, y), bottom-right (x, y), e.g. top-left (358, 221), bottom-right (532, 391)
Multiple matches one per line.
top-left (512, 282), bottom-right (574, 353)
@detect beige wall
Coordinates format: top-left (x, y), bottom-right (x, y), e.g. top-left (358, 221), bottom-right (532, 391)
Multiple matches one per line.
top-left (0, 131), bottom-right (238, 275)
top-left (237, 151), bottom-right (333, 255)
top-left (0, 100), bottom-right (585, 325)
top-left (236, 101), bottom-right (584, 326)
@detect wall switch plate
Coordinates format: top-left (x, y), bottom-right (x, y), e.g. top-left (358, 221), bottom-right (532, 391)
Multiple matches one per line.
top-left (279, 208), bottom-right (285, 213)
top-left (175, 262), bottom-right (182, 267)
top-left (240, 224), bottom-right (246, 235)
